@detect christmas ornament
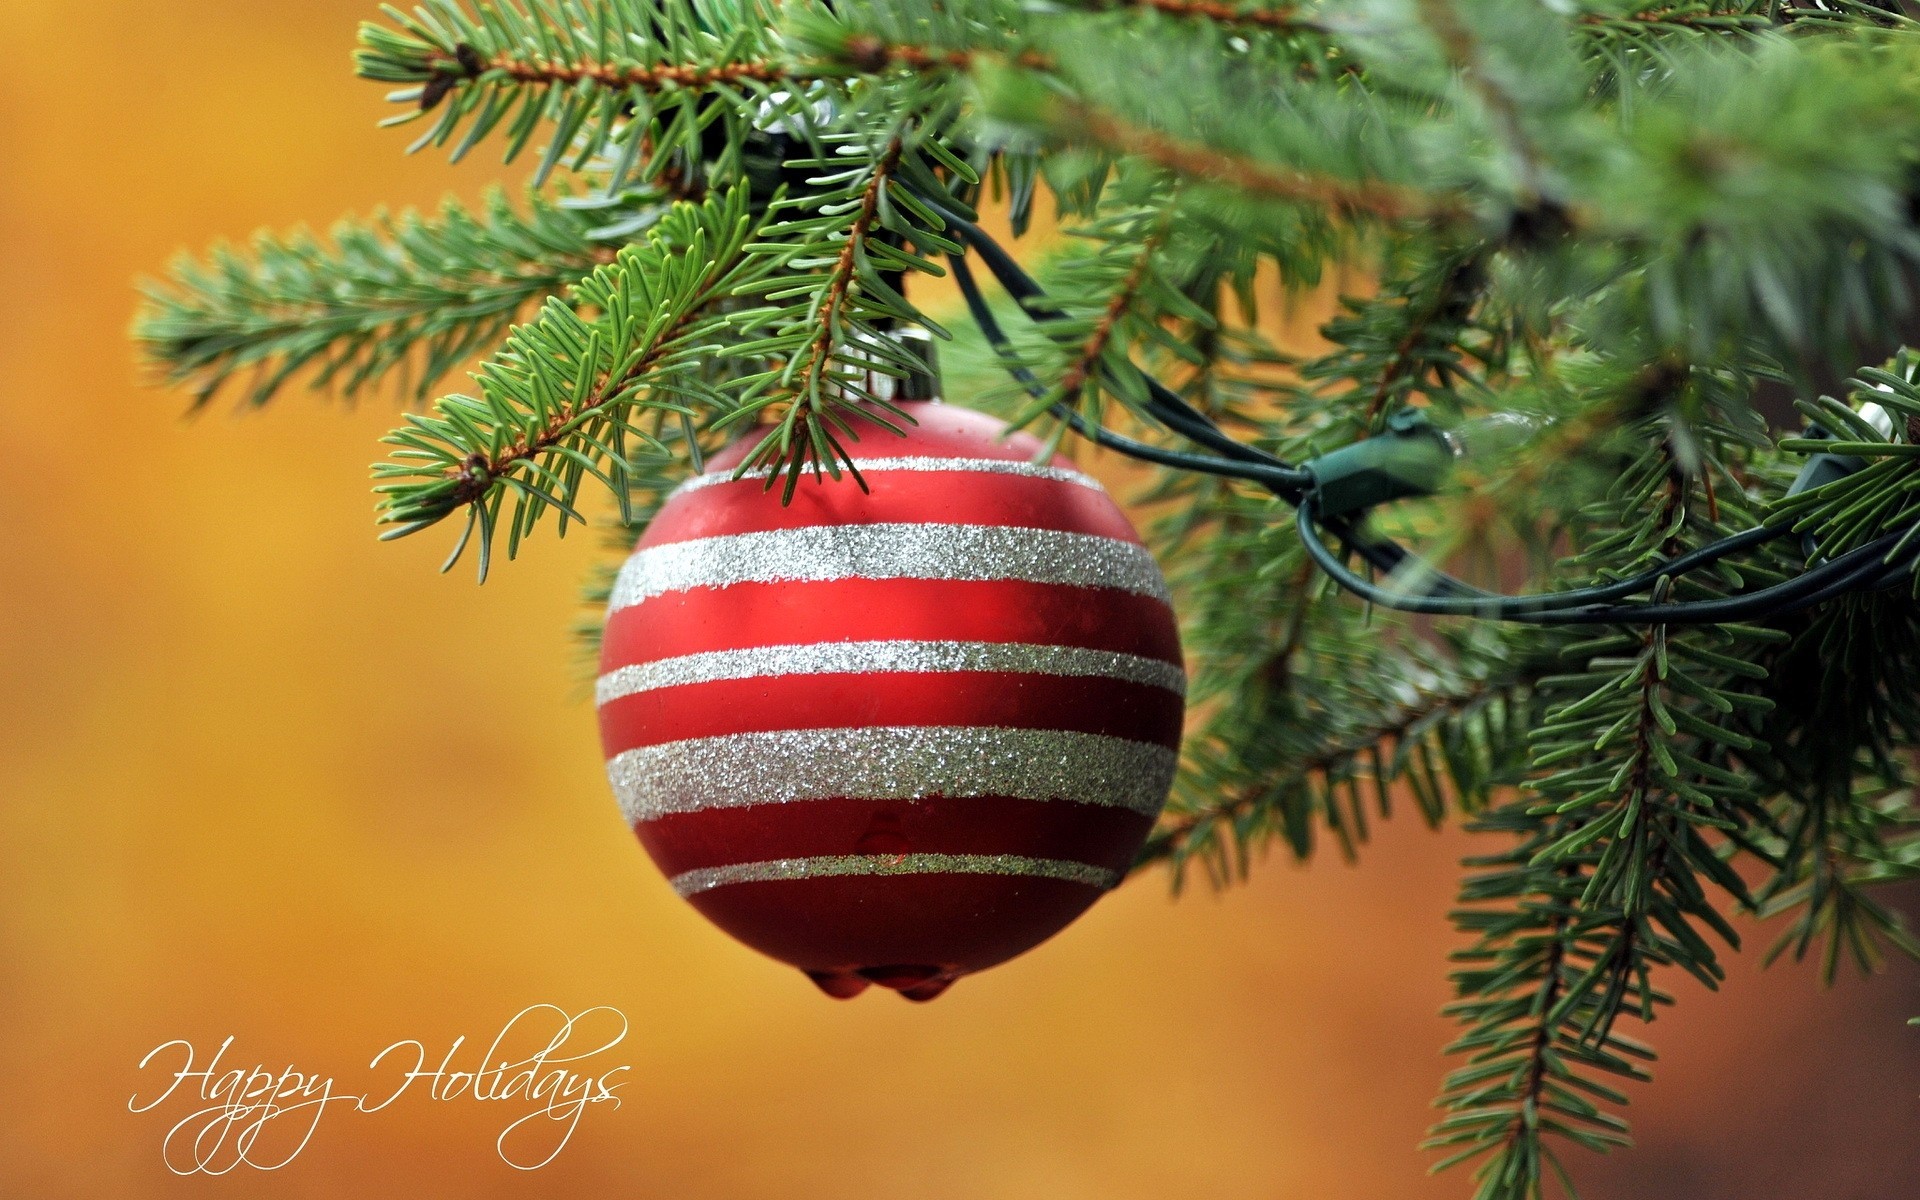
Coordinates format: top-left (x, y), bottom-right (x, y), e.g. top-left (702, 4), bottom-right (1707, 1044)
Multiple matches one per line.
top-left (597, 350), bottom-right (1184, 1001)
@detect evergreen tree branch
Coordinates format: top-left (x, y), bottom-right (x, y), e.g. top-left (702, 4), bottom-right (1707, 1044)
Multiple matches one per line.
top-left (1058, 222), bottom-right (1170, 399)
top-left (971, 14), bottom-right (1479, 233)
top-left (1046, 98), bottom-right (1468, 222)
top-left (720, 130), bottom-right (912, 483)
top-left (1301, 243), bottom-right (1495, 436)
top-left (1428, 409), bottom-right (1792, 1190)
top-left (1094, 0), bottom-right (1327, 32)
top-left (1431, 833), bottom-right (1645, 1198)
top-left (1412, 0), bottom-right (1556, 208)
top-left (751, 131), bottom-right (909, 469)
top-left (135, 188), bottom-right (628, 409)
top-left (416, 41), bottom-right (792, 93)
top-left (356, 0), bottom-right (817, 185)
top-left (790, 0), bottom-right (1035, 70)
top-left (834, 38), bottom-right (1044, 73)
top-left (713, 118), bottom-right (971, 489)
top-left (1146, 672), bottom-right (1528, 878)
top-left (1366, 250), bottom-right (1489, 428)
top-left (372, 188), bottom-right (770, 575)
top-left (1575, 3), bottom-right (1770, 33)
top-left (990, 187), bottom-right (1203, 422)
top-left (1758, 812), bottom-right (1920, 981)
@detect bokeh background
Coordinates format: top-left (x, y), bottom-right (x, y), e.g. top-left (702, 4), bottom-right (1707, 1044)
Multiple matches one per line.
top-left (2, 3), bottom-right (1918, 1196)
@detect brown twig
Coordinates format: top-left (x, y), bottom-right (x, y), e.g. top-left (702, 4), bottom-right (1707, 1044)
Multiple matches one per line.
top-left (427, 37), bottom-right (1051, 106)
top-left (423, 47), bottom-right (796, 100)
top-left (840, 36), bottom-right (1055, 74)
top-left (1057, 216), bottom-right (1174, 398)
top-left (443, 289), bottom-right (713, 507)
top-left (1576, 4), bottom-right (1759, 29)
top-left (1071, 103), bottom-right (1468, 223)
top-left (1497, 874), bottom-right (1575, 1168)
top-left (784, 134), bottom-right (908, 410)
top-left (1109, 0), bottom-right (1327, 32)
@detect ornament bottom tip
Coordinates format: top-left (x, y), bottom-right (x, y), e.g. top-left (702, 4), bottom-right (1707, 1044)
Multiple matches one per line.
top-left (803, 964), bottom-right (961, 1002)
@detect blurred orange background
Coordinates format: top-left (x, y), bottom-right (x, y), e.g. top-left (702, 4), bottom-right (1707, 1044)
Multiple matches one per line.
top-left (1, 3), bottom-right (1917, 1196)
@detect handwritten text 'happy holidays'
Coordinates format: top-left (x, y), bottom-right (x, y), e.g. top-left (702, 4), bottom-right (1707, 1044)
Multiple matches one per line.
top-left (129, 1005), bottom-right (630, 1173)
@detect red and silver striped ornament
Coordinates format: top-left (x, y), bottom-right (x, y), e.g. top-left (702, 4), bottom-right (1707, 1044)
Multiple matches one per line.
top-left (597, 401), bottom-right (1184, 1001)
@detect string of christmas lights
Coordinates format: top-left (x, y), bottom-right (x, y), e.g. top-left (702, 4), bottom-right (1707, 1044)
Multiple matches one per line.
top-left (926, 196), bottom-right (1919, 627)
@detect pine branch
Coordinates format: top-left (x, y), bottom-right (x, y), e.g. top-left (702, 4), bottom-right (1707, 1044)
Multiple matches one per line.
top-left (968, 12), bottom-right (1476, 234)
top-left (1756, 793), bottom-right (1920, 981)
top-left (1568, 2), bottom-right (1774, 90)
top-left (979, 183), bottom-right (1223, 425)
top-left (1303, 245), bottom-right (1494, 436)
top-left (1775, 360), bottom-right (1920, 562)
top-left (1100, 0), bottom-right (1760, 43)
top-left (715, 121), bottom-right (970, 490)
top-left (1577, 38), bottom-right (1920, 361)
top-left (1146, 671), bottom-right (1530, 879)
top-left (419, 42), bottom-right (790, 92)
top-left (1091, 0), bottom-right (1326, 32)
top-left (832, 37), bottom-right (1048, 74)
top-left (733, 131), bottom-right (910, 482)
top-left (1373, 252), bottom-right (1489, 427)
top-left (1427, 410), bottom-right (1793, 1193)
top-left (1058, 222), bottom-right (1169, 399)
top-left (1412, 0), bottom-right (1558, 209)
top-left (1759, 357), bottom-right (1920, 801)
top-left (134, 188), bottom-right (627, 409)
top-left (1035, 97), bottom-right (1468, 223)
top-left (1575, 2), bottom-right (1771, 34)
top-left (794, 0), bottom-right (1033, 67)
top-left (1431, 827), bottom-right (1646, 1199)
top-left (356, 0), bottom-right (817, 186)
top-left (371, 188), bottom-right (769, 575)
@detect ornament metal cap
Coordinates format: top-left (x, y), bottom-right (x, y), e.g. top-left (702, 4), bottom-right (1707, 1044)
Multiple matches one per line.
top-left (849, 325), bottom-right (940, 403)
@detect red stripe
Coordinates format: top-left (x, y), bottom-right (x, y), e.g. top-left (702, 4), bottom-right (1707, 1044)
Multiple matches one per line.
top-left (640, 469), bottom-right (1138, 547)
top-left (702, 401), bottom-right (1065, 474)
top-left (636, 793), bottom-right (1153, 879)
top-left (598, 670), bottom-right (1183, 754)
top-left (602, 578), bottom-right (1182, 669)
top-left (684, 873), bottom-right (1106, 975)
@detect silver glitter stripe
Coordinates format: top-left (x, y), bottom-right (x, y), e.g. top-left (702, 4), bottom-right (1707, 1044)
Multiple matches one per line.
top-left (671, 457), bottom-right (1103, 496)
top-left (609, 523), bottom-right (1170, 611)
top-left (668, 853), bottom-right (1121, 898)
top-left (595, 640), bottom-right (1187, 704)
top-left (607, 726), bottom-right (1178, 823)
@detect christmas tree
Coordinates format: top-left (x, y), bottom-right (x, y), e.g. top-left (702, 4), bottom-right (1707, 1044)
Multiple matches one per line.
top-left (133, 2), bottom-right (1920, 1196)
